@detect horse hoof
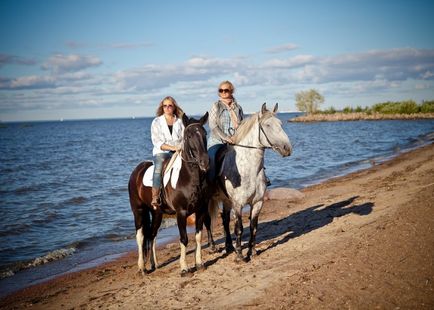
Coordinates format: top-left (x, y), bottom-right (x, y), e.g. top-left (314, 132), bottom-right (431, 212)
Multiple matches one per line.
top-left (225, 245), bottom-right (235, 254)
top-left (180, 269), bottom-right (191, 277)
top-left (137, 269), bottom-right (146, 276)
top-left (196, 264), bottom-right (206, 272)
top-left (209, 245), bottom-right (218, 253)
top-left (247, 249), bottom-right (257, 259)
top-left (234, 254), bottom-right (244, 263)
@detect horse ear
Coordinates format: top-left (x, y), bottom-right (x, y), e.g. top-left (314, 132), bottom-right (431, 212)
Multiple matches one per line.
top-left (261, 102), bottom-right (268, 116)
top-left (199, 112), bottom-right (209, 125)
top-left (273, 103), bottom-right (278, 113)
top-left (182, 113), bottom-right (189, 127)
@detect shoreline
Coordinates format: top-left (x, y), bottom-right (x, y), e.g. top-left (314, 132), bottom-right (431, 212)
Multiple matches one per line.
top-left (290, 112), bottom-right (434, 122)
top-left (1, 143), bottom-right (433, 309)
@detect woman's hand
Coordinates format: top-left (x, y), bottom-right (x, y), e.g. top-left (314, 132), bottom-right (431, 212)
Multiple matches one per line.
top-left (225, 137), bottom-right (234, 144)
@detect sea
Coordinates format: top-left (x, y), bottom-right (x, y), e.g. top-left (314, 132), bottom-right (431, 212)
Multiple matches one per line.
top-left (1, 113), bottom-right (433, 296)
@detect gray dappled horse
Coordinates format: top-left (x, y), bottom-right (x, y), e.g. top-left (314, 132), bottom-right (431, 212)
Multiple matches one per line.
top-left (209, 103), bottom-right (292, 260)
top-left (129, 113), bottom-right (214, 276)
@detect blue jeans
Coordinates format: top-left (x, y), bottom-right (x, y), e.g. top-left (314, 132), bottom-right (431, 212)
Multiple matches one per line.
top-left (152, 152), bottom-right (172, 188)
top-left (207, 143), bottom-right (224, 181)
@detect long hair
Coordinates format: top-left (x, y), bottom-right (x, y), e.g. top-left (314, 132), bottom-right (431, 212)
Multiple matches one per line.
top-left (156, 96), bottom-right (184, 117)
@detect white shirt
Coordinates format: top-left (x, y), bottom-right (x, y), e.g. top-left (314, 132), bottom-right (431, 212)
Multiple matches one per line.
top-left (150, 115), bottom-right (184, 156)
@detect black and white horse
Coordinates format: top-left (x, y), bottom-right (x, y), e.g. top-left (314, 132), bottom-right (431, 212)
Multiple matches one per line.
top-left (128, 112), bottom-right (215, 276)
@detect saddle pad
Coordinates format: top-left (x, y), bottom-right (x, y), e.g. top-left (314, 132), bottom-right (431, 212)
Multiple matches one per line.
top-left (163, 153), bottom-right (182, 189)
top-left (142, 164), bottom-right (154, 187)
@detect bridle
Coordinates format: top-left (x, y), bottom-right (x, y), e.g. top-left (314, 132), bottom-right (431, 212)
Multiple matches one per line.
top-left (232, 114), bottom-right (277, 151)
top-left (179, 123), bottom-right (207, 165)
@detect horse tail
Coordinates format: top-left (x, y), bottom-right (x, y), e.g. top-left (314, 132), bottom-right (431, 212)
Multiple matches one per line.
top-left (208, 198), bottom-right (220, 231)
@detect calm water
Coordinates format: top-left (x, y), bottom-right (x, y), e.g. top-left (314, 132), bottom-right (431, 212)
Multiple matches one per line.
top-left (0, 114), bottom-right (433, 295)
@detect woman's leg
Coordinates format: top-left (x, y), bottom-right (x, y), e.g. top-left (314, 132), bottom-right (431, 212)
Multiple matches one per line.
top-left (152, 153), bottom-right (171, 208)
top-left (207, 143), bottom-right (223, 181)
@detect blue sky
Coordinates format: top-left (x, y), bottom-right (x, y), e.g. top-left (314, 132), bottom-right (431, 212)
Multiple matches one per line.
top-left (1, 0), bottom-right (434, 121)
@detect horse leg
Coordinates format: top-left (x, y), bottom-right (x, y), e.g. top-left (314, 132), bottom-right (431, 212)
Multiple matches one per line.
top-left (149, 209), bottom-right (163, 271)
top-left (233, 208), bottom-right (244, 261)
top-left (132, 205), bottom-right (150, 275)
top-left (222, 202), bottom-right (235, 253)
top-left (204, 210), bottom-right (216, 252)
top-left (247, 200), bottom-right (263, 259)
top-left (177, 211), bottom-right (189, 276)
top-left (195, 210), bottom-right (206, 271)
top-left (135, 227), bottom-right (146, 274)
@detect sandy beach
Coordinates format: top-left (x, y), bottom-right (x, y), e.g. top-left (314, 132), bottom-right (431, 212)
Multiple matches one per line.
top-left (1, 143), bottom-right (433, 309)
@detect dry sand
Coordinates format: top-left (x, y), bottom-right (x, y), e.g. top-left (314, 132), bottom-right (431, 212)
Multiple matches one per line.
top-left (1, 144), bottom-right (433, 309)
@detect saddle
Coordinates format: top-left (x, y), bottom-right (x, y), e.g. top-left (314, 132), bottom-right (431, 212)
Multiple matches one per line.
top-left (142, 151), bottom-right (181, 188)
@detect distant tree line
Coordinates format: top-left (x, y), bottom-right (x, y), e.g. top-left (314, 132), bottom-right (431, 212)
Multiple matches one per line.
top-left (295, 89), bottom-right (434, 114)
top-left (320, 100), bottom-right (434, 115)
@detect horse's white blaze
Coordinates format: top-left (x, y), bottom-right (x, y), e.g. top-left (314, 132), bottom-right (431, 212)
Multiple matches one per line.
top-left (195, 231), bottom-right (202, 266)
top-left (136, 227), bottom-right (145, 271)
top-left (151, 238), bottom-right (158, 268)
top-left (180, 242), bottom-right (188, 271)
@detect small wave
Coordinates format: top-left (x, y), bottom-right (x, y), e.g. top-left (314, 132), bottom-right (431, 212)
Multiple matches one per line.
top-left (27, 247), bottom-right (77, 268)
top-left (14, 185), bottom-right (41, 194)
top-left (64, 196), bottom-right (88, 205)
top-left (0, 247), bottom-right (77, 280)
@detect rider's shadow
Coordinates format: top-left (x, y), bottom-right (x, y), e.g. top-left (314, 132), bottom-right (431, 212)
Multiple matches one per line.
top-left (246, 196), bottom-right (374, 255)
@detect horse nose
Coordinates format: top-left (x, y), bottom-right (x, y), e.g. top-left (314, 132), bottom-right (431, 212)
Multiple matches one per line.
top-left (284, 144), bottom-right (292, 157)
top-left (200, 156), bottom-right (210, 172)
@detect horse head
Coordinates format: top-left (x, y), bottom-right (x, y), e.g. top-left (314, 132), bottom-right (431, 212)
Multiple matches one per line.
top-left (181, 112), bottom-right (210, 172)
top-left (259, 103), bottom-right (292, 157)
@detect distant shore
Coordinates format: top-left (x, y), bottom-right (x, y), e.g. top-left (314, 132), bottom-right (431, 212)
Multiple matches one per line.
top-left (290, 112), bottom-right (434, 122)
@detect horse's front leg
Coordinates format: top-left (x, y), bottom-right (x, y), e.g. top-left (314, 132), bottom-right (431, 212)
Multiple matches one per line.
top-left (176, 211), bottom-right (189, 276)
top-left (195, 210), bottom-right (206, 271)
top-left (233, 207), bottom-right (244, 261)
top-left (247, 200), bottom-right (263, 259)
top-left (149, 208), bottom-right (163, 271)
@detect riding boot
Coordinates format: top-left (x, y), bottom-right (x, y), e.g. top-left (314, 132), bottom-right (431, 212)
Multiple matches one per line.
top-left (151, 187), bottom-right (161, 210)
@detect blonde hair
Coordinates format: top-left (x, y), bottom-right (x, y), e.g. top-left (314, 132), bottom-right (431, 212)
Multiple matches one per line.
top-left (156, 96), bottom-right (184, 117)
top-left (218, 80), bottom-right (235, 94)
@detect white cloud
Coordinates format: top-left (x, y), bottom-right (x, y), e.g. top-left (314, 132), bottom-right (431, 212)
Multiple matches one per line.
top-left (2, 47), bottom-right (434, 120)
top-left (0, 75), bottom-right (56, 90)
top-left (42, 54), bottom-right (102, 73)
top-left (0, 53), bottom-right (36, 67)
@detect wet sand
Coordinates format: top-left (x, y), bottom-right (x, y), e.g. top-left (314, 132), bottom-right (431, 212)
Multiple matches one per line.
top-left (1, 143), bottom-right (433, 309)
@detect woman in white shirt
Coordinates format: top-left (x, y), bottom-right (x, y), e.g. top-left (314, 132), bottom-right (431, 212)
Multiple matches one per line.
top-left (150, 96), bottom-right (184, 208)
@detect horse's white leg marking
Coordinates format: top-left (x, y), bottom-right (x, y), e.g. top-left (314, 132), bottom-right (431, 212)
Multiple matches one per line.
top-left (136, 227), bottom-right (145, 272)
top-left (195, 230), bottom-right (202, 266)
top-left (151, 237), bottom-right (158, 268)
top-left (180, 242), bottom-right (188, 272)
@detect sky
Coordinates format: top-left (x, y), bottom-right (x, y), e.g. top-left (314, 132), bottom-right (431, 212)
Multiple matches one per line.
top-left (1, 0), bottom-right (434, 121)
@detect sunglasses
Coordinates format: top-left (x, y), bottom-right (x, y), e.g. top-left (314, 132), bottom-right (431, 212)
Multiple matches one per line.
top-left (218, 88), bottom-right (231, 93)
top-left (163, 105), bottom-right (174, 109)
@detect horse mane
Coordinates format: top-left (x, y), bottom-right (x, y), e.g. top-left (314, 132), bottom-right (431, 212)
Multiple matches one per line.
top-left (232, 111), bottom-right (274, 143)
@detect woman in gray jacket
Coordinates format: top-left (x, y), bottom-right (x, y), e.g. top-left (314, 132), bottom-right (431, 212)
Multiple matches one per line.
top-left (207, 81), bottom-right (244, 180)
